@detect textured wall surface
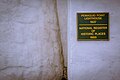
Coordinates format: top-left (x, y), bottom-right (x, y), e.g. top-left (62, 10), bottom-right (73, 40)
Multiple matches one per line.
top-left (68, 0), bottom-right (120, 80)
top-left (57, 0), bottom-right (68, 67)
top-left (0, 0), bottom-right (67, 80)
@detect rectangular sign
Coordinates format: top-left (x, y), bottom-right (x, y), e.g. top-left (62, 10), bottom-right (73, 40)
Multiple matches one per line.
top-left (77, 12), bottom-right (109, 41)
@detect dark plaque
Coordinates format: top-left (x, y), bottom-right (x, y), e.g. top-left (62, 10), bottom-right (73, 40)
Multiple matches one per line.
top-left (77, 12), bottom-right (109, 41)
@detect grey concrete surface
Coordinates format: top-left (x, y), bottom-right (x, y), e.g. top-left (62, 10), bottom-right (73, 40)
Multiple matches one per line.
top-left (0, 0), bottom-right (67, 80)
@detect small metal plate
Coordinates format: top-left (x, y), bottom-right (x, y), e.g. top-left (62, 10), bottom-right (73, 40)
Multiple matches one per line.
top-left (77, 12), bottom-right (109, 41)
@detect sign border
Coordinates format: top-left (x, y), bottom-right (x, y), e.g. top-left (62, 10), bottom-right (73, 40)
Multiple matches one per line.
top-left (76, 12), bottom-right (110, 41)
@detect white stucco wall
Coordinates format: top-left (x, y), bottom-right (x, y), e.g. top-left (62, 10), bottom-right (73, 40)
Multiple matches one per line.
top-left (0, 0), bottom-right (67, 80)
top-left (68, 0), bottom-right (120, 80)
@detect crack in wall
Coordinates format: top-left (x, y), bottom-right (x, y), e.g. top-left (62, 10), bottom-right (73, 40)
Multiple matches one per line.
top-left (54, 0), bottom-right (67, 79)
top-left (0, 66), bottom-right (32, 72)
